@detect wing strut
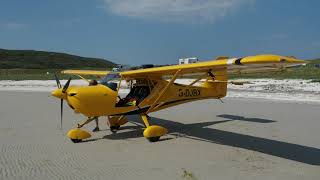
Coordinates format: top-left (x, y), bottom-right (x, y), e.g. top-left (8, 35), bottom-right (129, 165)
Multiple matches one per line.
top-left (77, 75), bottom-right (90, 83)
top-left (146, 69), bottom-right (181, 114)
top-left (187, 73), bottom-right (207, 87)
top-left (208, 70), bottom-right (216, 80)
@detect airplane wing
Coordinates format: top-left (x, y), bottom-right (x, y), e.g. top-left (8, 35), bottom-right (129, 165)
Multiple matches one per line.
top-left (61, 70), bottom-right (109, 77)
top-left (120, 54), bottom-right (306, 79)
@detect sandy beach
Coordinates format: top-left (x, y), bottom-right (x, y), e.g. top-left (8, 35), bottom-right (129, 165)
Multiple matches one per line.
top-left (0, 91), bottom-right (319, 180)
top-left (1, 79), bottom-right (320, 103)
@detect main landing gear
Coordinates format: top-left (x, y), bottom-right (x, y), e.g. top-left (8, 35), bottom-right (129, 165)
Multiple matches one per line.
top-left (141, 114), bottom-right (168, 142)
top-left (67, 115), bottom-right (167, 143)
top-left (107, 114), bottom-right (168, 142)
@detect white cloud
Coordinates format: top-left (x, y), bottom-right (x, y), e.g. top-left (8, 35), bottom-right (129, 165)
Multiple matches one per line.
top-left (103, 0), bottom-right (253, 23)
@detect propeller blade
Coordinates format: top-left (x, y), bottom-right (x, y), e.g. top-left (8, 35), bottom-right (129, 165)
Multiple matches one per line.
top-left (62, 77), bottom-right (71, 93)
top-left (54, 73), bottom-right (62, 89)
top-left (60, 99), bottom-right (63, 129)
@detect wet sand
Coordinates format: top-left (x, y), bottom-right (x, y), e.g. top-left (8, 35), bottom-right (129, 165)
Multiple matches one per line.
top-left (0, 91), bottom-right (319, 180)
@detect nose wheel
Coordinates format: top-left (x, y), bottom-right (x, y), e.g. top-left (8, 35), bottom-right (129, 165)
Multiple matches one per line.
top-left (110, 125), bottom-right (120, 133)
top-left (70, 139), bottom-right (82, 143)
top-left (147, 136), bottom-right (160, 142)
top-left (67, 128), bottom-right (91, 143)
top-left (108, 116), bottom-right (127, 133)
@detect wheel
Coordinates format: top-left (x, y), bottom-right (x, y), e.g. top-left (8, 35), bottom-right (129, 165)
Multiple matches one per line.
top-left (110, 125), bottom-right (120, 133)
top-left (147, 136), bottom-right (160, 142)
top-left (70, 138), bottom-right (82, 143)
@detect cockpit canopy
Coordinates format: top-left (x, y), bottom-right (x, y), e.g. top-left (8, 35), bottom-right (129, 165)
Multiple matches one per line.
top-left (100, 73), bottom-right (121, 91)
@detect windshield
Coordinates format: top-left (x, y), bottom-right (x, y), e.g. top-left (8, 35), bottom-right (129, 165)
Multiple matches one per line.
top-left (100, 73), bottom-right (121, 91)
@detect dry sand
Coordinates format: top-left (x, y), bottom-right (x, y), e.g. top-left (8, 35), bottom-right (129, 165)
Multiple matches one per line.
top-left (0, 91), bottom-right (319, 180)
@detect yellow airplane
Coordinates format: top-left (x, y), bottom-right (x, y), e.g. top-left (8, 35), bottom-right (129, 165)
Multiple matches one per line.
top-left (51, 54), bottom-right (305, 143)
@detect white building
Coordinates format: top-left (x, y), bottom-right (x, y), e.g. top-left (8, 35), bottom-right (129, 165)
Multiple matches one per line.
top-left (179, 57), bottom-right (199, 65)
top-left (112, 64), bottom-right (130, 72)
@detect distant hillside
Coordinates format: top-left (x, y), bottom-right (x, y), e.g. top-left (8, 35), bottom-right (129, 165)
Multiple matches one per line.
top-left (0, 49), bottom-right (115, 69)
top-left (307, 58), bottom-right (320, 65)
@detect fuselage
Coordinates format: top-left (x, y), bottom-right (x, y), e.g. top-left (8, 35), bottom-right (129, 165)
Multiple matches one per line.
top-left (51, 78), bottom-right (227, 117)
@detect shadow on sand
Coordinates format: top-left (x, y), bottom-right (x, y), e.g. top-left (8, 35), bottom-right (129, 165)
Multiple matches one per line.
top-left (100, 114), bottom-right (320, 165)
top-left (217, 114), bottom-right (276, 123)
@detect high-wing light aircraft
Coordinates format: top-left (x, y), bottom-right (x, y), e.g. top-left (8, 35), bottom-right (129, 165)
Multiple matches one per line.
top-left (51, 54), bottom-right (305, 143)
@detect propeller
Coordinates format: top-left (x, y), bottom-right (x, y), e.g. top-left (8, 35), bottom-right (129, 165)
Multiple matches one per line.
top-left (54, 73), bottom-right (62, 89)
top-left (60, 99), bottom-right (63, 129)
top-left (62, 77), bottom-right (71, 93)
top-left (54, 74), bottom-right (72, 129)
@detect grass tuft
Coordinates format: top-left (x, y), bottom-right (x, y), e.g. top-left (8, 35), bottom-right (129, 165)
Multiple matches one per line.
top-left (181, 168), bottom-right (197, 180)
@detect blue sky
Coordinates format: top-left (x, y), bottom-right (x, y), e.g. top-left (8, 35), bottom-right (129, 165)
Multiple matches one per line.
top-left (0, 0), bottom-right (319, 65)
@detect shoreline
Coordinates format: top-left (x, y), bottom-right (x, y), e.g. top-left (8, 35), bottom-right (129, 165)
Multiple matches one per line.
top-left (0, 79), bottom-right (319, 104)
top-left (1, 90), bottom-right (319, 105)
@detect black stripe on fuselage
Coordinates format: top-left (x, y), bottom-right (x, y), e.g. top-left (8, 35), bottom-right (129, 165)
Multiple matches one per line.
top-left (111, 106), bottom-right (150, 116)
top-left (111, 97), bottom-right (204, 116)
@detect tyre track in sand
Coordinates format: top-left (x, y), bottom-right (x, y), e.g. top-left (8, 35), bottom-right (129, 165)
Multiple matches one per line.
top-left (0, 143), bottom-right (161, 180)
top-left (0, 144), bottom-right (93, 180)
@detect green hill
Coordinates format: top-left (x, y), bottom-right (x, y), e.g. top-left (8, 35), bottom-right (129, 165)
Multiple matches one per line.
top-left (0, 49), bottom-right (115, 69)
top-left (0, 49), bottom-right (319, 80)
top-left (307, 58), bottom-right (320, 65)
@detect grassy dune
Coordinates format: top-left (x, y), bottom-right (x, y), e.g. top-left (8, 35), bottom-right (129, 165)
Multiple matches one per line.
top-left (0, 49), bottom-right (114, 69)
top-left (0, 49), bottom-right (114, 80)
top-left (0, 69), bottom-right (110, 80)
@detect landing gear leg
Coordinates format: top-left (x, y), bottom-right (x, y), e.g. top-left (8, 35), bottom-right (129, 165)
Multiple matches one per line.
top-left (77, 117), bottom-right (97, 128)
top-left (140, 114), bottom-right (167, 142)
